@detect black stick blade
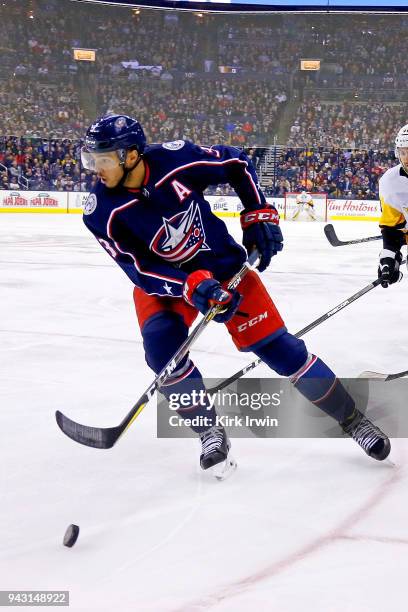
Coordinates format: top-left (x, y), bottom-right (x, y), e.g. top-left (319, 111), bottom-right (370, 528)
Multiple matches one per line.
top-left (55, 410), bottom-right (122, 449)
top-left (387, 369), bottom-right (408, 381)
top-left (324, 224), bottom-right (343, 247)
top-left (324, 224), bottom-right (382, 247)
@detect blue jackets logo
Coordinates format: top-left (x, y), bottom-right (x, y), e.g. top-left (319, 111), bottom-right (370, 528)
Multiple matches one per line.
top-left (114, 116), bottom-right (127, 132)
top-left (162, 140), bottom-right (185, 151)
top-left (150, 201), bottom-right (210, 263)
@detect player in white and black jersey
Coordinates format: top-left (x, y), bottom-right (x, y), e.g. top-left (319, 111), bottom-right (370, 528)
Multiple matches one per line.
top-left (377, 124), bottom-right (408, 288)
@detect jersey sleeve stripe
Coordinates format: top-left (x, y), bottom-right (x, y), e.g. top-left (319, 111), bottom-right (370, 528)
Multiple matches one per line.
top-left (154, 158), bottom-right (262, 205)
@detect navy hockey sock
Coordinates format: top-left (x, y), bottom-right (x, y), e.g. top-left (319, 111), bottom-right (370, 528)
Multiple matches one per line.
top-left (255, 333), bottom-right (355, 423)
top-left (142, 312), bottom-right (217, 433)
top-left (290, 354), bottom-right (355, 423)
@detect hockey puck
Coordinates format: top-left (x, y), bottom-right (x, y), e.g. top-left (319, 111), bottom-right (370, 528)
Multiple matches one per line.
top-left (63, 524), bottom-right (80, 548)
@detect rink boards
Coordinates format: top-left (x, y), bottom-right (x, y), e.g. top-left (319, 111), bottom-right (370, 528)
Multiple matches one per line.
top-left (0, 190), bottom-right (382, 221)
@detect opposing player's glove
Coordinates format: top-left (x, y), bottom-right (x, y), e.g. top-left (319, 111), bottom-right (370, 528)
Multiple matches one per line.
top-left (183, 270), bottom-right (242, 323)
top-left (240, 206), bottom-right (283, 272)
top-left (378, 249), bottom-right (403, 288)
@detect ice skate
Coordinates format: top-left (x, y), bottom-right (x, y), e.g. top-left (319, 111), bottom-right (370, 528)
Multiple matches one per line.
top-left (341, 410), bottom-right (391, 461)
top-left (199, 426), bottom-right (237, 480)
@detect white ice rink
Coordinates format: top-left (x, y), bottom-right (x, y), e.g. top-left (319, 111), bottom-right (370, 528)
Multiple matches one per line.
top-left (1, 214), bottom-right (408, 611)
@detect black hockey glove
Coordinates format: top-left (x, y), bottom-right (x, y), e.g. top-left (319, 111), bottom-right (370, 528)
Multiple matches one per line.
top-left (240, 206), bottom-right (283, 273)
top-left (378, 249), bottom-right (403, 288)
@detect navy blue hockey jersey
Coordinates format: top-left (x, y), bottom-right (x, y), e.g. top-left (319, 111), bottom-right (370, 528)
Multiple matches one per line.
top-left (83, 140), bottom-right (267, 298)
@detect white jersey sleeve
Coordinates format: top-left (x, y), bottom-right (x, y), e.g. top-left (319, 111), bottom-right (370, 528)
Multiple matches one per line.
top-left (379, 164), bottom-right (407, 228)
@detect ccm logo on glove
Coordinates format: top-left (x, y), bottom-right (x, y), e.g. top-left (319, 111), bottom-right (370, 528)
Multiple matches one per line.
top-left (240, 208), bottom-right (279, 228)
top-left (240, 206), bottom-right (283, 273)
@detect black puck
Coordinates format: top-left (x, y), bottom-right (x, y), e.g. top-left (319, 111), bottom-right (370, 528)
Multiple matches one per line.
top-left (63, 524), bottom-right (80, 547)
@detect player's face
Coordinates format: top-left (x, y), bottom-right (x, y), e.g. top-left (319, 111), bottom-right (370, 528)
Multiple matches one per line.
top-left (81, 149), bottom-right (124, 188)
top-left (96, 153), bottom-right (124, 188)
top-left (398, 147), bottom-right (408, 168)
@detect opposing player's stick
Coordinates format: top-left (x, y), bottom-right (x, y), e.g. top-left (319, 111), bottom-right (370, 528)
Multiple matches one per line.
top-left (55, 252), bottom-right (259, 449)
top-left (358, 369), bottom-right (408, 381)
top-left (207, 276), bottom-right (382, 394)
top-left (324, 223), bottom-right (382, 247)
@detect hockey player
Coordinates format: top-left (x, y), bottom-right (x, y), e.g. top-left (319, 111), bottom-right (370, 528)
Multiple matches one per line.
top-left (81, 114), bottom-right (390, 477)
top-left (292, 191), bottom-right (317, 221)
top-left (377, 124), bottom-right (408, 288)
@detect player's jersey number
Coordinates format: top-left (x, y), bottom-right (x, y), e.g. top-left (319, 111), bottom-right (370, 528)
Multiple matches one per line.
top-left (98, 238), bottom-right (118, 259)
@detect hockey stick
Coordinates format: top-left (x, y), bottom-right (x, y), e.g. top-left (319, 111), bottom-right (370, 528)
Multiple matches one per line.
top-left (55, 252), bottom-right (259, 449)
top-left (358, 369), bottom-right (408, 381)
top-left (207, 276), bottom-right (383, 394)
top-left (324, 224), bottom-right (381, 247)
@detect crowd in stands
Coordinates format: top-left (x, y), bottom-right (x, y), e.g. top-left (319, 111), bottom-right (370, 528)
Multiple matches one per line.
top-left (1, 3), bottom-right (407, 138)
top-left (1, 1), bottom-right (408, 198)
top-left (216, 22), bottom-right (303, 75)
top-left (207, 148), bottom-right (395, 200)
top-left (307, 20), bottom-right (408, 89)
top-left (5, 1), bottom-right (408, 85)
top-left (0, 135), bottom-right (397, 200)
top-left (0, 137), bottom-right (97, 192)
top-left (287, 99), bottom-right (407, 150)
top-left (0, 79), bottom-right (90, 139)
top-left (97, 78), bottom-right (287, 146)
top-left (270, 148), bottom-right (394, 199)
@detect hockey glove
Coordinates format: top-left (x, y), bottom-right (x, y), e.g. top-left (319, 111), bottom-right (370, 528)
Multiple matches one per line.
top-left (240, 206), bottom-right (283, 272)
top-left (183, 270), bottom-right (242, 323)
top-left (378, 249), bottom-right (403, 288)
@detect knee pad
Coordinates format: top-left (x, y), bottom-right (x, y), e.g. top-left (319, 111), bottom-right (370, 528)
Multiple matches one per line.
top-left (255, 332), bottom-right (308, 377)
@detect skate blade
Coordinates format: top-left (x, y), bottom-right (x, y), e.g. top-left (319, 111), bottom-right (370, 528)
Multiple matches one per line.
top-left (212, 456), bottom-right (237, 481)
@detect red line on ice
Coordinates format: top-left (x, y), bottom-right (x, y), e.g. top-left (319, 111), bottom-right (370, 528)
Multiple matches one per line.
top-left (176, 450), bottom-right (404, 611)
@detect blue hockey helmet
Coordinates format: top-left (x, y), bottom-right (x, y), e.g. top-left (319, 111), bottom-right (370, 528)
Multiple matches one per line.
top-left (82, 114), bottom-right (146, 172)
top-left (84, 114), bottom-right (146, 155)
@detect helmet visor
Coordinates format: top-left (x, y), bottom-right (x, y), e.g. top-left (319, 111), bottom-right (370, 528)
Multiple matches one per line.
top-left (81, 147), bottom-right (121, 171)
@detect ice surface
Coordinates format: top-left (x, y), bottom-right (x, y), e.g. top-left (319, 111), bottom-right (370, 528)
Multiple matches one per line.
top-left (1, 214), bottom-right (407, 611)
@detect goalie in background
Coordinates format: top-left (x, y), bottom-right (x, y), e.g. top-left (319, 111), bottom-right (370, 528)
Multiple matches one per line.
top-left (292, 191), bottom-right (317, 221)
